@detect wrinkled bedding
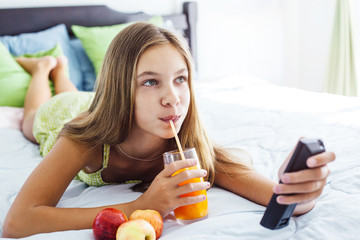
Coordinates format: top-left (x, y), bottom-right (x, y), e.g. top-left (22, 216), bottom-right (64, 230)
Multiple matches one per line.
top-left (1, 76), bottom-right (359, 239)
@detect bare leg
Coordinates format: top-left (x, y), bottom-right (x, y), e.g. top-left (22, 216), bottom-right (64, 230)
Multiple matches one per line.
top-left (16, 56), bottom-right (57, 143)
top-left (50, 56), bottom-right (78, 94)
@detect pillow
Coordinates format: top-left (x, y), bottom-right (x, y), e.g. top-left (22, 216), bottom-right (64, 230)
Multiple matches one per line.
top-left (0, 24), bottom-right (83, 90)
top-left (0, 43), bottom-right (65, 107)
top-left (69, 39), bottom-right (96, 91)
top-left (72, 16), bottom-right (164, 75)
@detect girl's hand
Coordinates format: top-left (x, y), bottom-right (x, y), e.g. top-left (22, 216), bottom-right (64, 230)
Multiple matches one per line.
top-left (134, 159), bottom-right (210, 217)
top-left (275, 144), bottom-right (336, 215)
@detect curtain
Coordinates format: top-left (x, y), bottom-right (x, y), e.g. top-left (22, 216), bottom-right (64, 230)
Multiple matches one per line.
top-left (325, 0), bottom-right (357, 96)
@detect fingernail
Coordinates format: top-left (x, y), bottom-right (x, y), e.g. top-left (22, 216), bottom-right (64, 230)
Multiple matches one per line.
top-left (277, 196), bottom-right (284, 204)
top-left (201, 169), bottom-right (207, 176)
top-left (192, 159), bottom-right (198, 165)
top-left (281, 174), bottom-right (290, 183)
top-left (205, 182), bottom-right (210, 188)
top-left (308, 158), bottom-right (317, 167)
top-left (273, 185), bottom-right (281, 194)
top-left (201, 195), bottom-right (207, 200)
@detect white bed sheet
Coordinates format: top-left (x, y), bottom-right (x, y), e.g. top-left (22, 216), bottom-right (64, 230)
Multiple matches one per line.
top-left (1, 76), bottom-right (360, 239)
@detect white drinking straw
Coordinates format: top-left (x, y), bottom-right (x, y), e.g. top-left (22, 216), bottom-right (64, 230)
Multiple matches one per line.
top-left (169, 120), bottom-right (186, 160)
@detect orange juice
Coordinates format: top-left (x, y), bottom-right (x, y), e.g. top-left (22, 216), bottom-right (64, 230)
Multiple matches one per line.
top-left (163, 147), bottom-right (209, 223)
top-left (172, 166), bottom-right (208, 220)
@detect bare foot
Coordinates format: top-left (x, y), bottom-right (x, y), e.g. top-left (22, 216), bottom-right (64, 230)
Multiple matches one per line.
top-left (50, 56), bottom-right (69, 82)
top-left (49, 56), bottom-right (77, 93)
top-left (15, 56), bottom-right (57, 75)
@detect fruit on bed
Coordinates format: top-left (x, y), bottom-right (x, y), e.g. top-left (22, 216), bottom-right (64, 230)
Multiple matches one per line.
top-left (129, 209), bottom-right (163, 239)
top-left (93, 208), bottom-right (128, 240)
top-left (116, 219), bottom-right (156, 240)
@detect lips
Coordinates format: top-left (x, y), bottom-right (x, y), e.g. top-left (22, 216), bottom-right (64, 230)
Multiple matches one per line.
top-left (160, 115), bottom-right (180, 123)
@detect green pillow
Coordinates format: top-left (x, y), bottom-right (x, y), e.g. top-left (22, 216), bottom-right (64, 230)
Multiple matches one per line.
top-left (72, 16), bottom-right (163, 75)
top-left (0, 43), bottom-right (66, 107)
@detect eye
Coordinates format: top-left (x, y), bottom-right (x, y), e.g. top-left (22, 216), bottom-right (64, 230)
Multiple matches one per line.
top-left (175, 76), bottom-right (187, 83)
top-left (142, 79), bottom-right (158, 86)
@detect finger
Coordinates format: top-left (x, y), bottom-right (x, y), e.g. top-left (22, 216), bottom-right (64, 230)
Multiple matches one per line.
top-left (276, 189), bottom-right (323, 205)
top-left (176, 194), bottom-right (207, 208)
top-left (176, 181), bottom-right (210, 196)
top-left (274, 179), bottom-right (326, 195)
top-left (173, 168), bottom-right (207, 184)
top-left (307, 151), bottom-right (336, 168)
top-left (280, 165), bottom-right (330, 184)
top-left (163, 159), bottom-right (198, 177)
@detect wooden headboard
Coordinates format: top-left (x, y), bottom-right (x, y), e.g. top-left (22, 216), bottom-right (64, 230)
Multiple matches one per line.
top-left (0, 2), bottom-right (198, 65)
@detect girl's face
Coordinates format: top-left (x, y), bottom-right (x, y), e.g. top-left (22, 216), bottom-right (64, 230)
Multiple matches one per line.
top-left (133, 43), bottom-right (190, 140)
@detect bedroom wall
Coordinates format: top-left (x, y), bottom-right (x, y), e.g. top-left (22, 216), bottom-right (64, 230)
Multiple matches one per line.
top-left (0, 0), bottom-right (341, 93)
top-left (196, 0), bottom-right (284, 86)
top-left (195, 0), bottom-right (337, 93)
top-left (293, 0), bottom-right (336, 93)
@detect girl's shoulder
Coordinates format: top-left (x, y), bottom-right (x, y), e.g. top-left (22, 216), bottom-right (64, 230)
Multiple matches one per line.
top-left (50, 135), bottom-right (102, 175)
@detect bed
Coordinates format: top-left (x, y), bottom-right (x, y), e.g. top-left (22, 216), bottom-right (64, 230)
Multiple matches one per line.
top-left (1, 2), bottom-right (360, 239)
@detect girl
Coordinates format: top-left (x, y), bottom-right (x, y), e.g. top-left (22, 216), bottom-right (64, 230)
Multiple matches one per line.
top-left (3, 22), bottom-right (335, 238)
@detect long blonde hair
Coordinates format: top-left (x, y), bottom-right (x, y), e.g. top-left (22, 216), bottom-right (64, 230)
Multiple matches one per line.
top-left (60, 22), bottom-right (252, 185)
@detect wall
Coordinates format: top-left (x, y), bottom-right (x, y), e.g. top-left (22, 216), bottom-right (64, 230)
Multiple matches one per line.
top-left (196, 0), bottom-right (284, 86)
top-left (297, 0), bottom-right (336, 92)
top-left (195, 0), bottom-right (337, 92)
top-left (0, 0), bottom-right (340, 93)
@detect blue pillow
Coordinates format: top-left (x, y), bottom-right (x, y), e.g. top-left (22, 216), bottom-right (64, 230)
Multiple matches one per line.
top-left (0, 24), bottom-right (83, 90)
top-left (69, 39), bottom-right (96, 91)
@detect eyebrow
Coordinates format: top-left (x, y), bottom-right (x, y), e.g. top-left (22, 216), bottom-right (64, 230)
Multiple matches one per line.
top-left (137, 68), bottom-right (188, 79)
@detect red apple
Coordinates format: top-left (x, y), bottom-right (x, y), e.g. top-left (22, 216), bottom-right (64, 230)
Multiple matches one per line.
top-left (116, 219), bottom-right (156, 240)
top-left (129, 209), bottom-right (163, 239)
top-left (93, 208), bottom-right (128, 240)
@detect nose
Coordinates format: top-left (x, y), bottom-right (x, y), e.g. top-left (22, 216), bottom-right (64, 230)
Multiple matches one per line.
top-left (161, 84), bottom-right (180, 107)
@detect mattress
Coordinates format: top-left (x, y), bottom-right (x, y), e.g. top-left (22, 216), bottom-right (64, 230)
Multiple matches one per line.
top-left (1, 76), bottom-right (359, 239)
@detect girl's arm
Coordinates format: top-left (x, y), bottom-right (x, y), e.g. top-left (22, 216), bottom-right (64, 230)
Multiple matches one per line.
top-left (2, 137), bottom-right (136, 238)
top-left (214, 150), bottom-right (335, 216)
top-left (214, 165), bottom-right (275, 206)
top-left (3, 137), bottom-right (208, 238)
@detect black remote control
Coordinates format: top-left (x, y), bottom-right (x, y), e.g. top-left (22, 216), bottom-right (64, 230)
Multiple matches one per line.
top-left (260, 139), bottom-right (325, 230)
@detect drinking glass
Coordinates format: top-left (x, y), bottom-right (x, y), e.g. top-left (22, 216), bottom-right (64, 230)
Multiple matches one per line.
top-left (163, 148), bottom-right (208, 224)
